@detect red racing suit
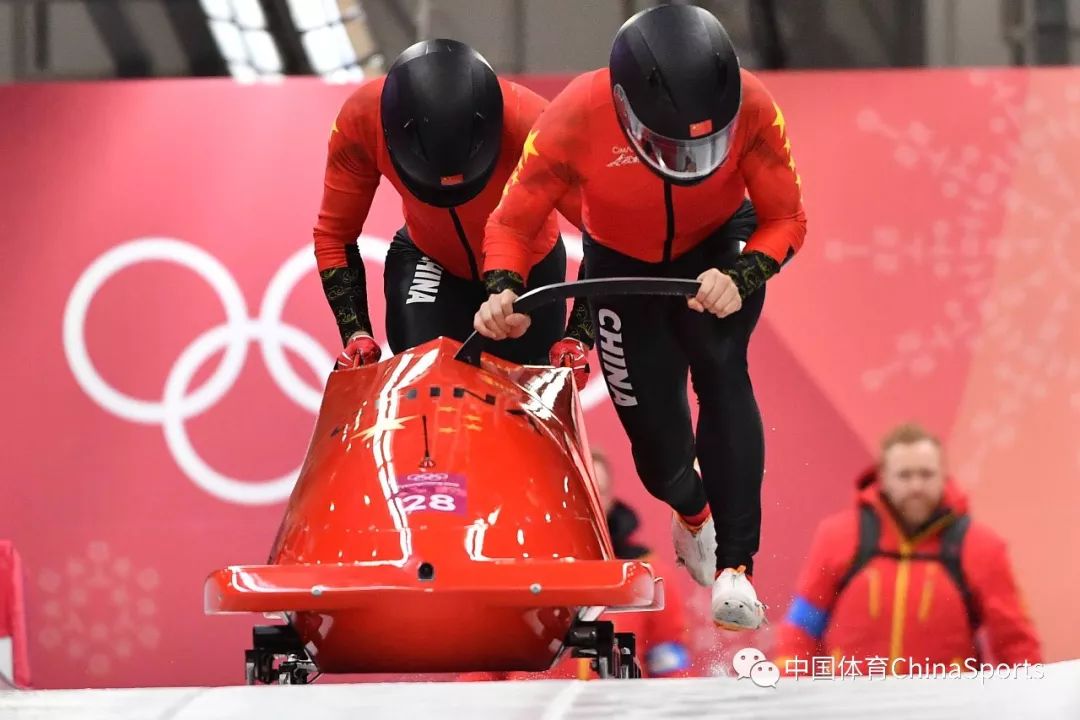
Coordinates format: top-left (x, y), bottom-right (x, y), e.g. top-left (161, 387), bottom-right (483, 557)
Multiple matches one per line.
top-left (313, 77), bottom-right (583, 349)
top-left (315, 76), bottom-right (573, 279)
top-left (481, 67), bottom-right (806, 279)
top-left (479, 67), bottom-right (807, 576)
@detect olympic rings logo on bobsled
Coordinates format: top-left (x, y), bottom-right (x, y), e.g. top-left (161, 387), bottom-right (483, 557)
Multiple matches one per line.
top-left (403, 472), bottom-right (450, 483)
top-left (62, 235), bottom-right (605, 507)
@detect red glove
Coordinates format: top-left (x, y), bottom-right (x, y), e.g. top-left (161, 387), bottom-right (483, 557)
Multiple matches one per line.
top-left (549, 337), bottom-right (590, 390)
top-left (336, 332), bottom-right (382, 370)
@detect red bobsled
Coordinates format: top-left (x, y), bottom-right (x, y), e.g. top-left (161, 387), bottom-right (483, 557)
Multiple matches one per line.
top-left (204, 279), bottom-right (698, 683)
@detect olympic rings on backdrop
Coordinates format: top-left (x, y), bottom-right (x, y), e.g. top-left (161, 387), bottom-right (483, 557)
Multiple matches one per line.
top-left (62, 236), bottom-right (386, 505)
top-left (62, 234), bottom-right (603, 506)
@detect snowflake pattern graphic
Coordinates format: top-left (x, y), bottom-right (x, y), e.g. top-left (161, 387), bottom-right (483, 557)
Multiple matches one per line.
top-left (827, 70), bottom-right (1080, 477)
top-left (826, 71), bottom-right (1025, 393)
top-left (954, 73), bottom-right (1080, 480)
top-left (36, 541), bottom-right (161, 678)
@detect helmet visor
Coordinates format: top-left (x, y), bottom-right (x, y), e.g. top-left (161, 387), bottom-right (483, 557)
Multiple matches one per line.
top-left (613, 83), bottom-right (735, 183)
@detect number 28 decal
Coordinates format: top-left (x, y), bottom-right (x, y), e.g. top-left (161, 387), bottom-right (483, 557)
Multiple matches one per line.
top-left (398, 493), bottom-right (458, 513)
top-left (393, 473), bottom-right (468, 515)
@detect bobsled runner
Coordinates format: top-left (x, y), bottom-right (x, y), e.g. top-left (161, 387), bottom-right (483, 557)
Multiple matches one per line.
top-left (204, 278), bottom-right (701, 684)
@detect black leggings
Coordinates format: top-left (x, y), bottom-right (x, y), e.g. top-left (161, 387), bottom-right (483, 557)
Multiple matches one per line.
top-left (585, 200), bottom-right (765, 574)
top-left (383, 227), bottom-right (566, 365)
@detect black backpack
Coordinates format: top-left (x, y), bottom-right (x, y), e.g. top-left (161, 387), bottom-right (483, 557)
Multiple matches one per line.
top-left (834, 505), bottom-right (980, 631)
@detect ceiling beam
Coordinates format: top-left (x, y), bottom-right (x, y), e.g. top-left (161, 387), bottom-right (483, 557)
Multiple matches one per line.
top-left (259, 0), bottom-right (313, 74)
top-left (162, 0), bottom-right (229, 77)
top-left (85, 0), bottom-right (151, 77)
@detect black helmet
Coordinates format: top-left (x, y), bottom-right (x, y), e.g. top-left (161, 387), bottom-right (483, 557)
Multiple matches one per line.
top-left (609, 5), bottom-right (741, 185)
top-left (381, 39), bottom-right (503, 207)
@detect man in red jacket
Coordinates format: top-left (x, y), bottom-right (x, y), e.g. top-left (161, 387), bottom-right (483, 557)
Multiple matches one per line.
top-left (314, 38), bottom-right (588, 374)
top-left (773, 423), bottom-right (1042, 675)
top-left (473, 5), bottom-right (806, 630)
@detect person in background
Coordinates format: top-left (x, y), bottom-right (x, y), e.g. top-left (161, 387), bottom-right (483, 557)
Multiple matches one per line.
top-left (773, 423), bottom-right (1042, 675)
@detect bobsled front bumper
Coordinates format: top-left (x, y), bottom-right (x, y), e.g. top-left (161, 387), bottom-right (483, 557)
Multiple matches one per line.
top-left (205, 558), bottom-right (663, 615)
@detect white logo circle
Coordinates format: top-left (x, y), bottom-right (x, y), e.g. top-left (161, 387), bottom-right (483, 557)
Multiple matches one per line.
top-left (63, 238), bottom-right (250, 424)
top-left (62, 236), bottom-right (386, 505)
top-left (63, 235), bottom-right (604, 506)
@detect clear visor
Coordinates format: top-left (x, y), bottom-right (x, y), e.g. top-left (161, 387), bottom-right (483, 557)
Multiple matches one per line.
top-left (613, 84), bottom-right (735, 182)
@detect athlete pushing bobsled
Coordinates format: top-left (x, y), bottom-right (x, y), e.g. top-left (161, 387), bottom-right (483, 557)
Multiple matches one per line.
top-left (474, 4), bottom-right (808, 630)
top-left (313, 38), bottom-right (592, 384)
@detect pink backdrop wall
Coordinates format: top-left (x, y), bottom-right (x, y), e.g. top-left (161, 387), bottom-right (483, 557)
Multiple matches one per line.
top-left (1, 67), bottom-right (1077, 688)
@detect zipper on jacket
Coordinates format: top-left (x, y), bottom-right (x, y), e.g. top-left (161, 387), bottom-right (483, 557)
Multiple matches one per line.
top-left (867, 566), bottom-right (881, 619)
top-left (663, 183), bottom-right (675, 263)
top-left (448, 208), bottom-right (480, 281)
top-left (889, 541), bottom-right (912, 664)
top-left (884, 511), bottom-right (953, 665)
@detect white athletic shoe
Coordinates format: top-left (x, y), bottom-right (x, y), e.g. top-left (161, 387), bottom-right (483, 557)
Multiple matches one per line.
top-left (711, 566), bottom-right (766, 631)
top-left (671, 513), bottom-right (717, 588)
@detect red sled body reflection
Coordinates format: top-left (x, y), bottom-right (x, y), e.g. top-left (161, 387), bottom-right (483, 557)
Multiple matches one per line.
top-left (204, 335), bottom-right (662, 681)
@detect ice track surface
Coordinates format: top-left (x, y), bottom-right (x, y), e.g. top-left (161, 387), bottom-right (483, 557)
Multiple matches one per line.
top-left (3, 661), bottom-right (1079, 720)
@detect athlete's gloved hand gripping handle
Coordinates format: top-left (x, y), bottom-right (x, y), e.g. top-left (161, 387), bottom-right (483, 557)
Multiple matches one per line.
top-left (471, 296), bottom-right (589, 388)
top-left (336, 331), bottom-right (381, 370)
top-left (549, 337), bottom-right (590, 390)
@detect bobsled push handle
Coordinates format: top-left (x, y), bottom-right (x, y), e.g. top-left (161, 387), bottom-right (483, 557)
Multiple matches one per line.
top-left (454, 277), bottom-right (702, 366)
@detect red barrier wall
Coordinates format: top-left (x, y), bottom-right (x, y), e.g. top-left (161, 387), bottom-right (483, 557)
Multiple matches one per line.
top-left (1, 68), bottom-right (1077, 688)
